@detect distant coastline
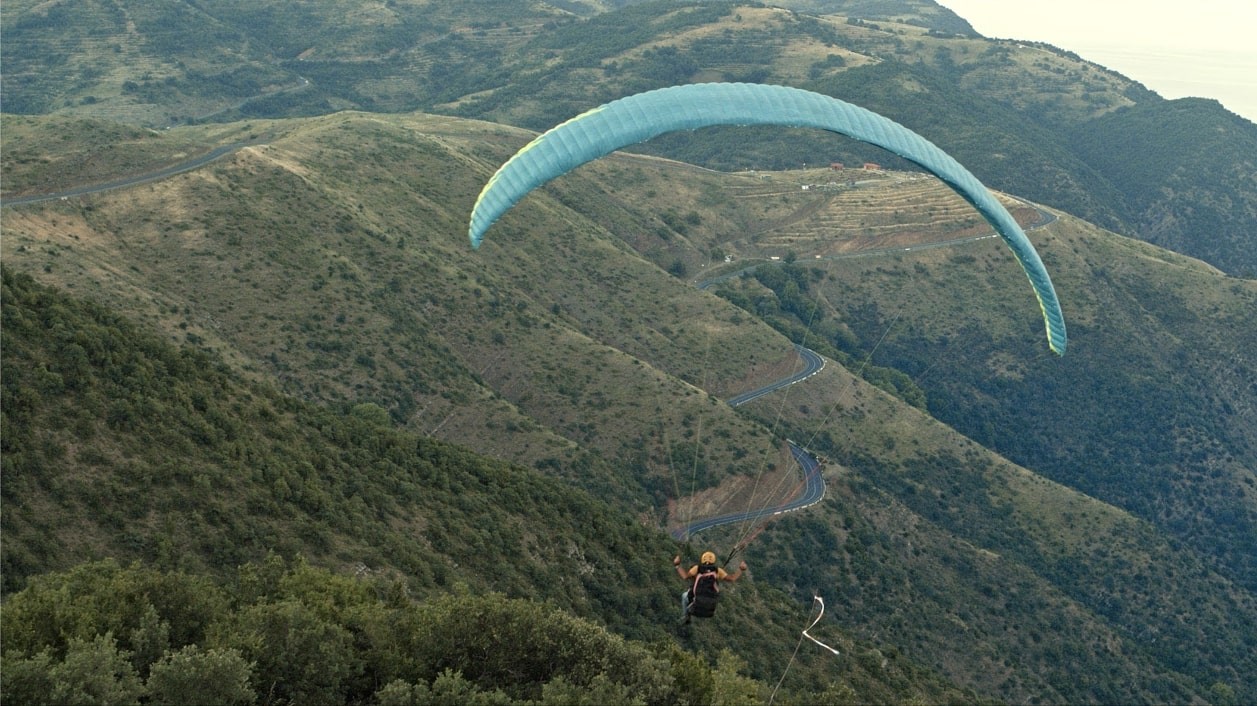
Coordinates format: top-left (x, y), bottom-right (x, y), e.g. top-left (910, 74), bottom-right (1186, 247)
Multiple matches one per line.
top-left (938, 0), bottom-right (1257, 124)
top-left (1073, 43), bottom-right (1257, 123)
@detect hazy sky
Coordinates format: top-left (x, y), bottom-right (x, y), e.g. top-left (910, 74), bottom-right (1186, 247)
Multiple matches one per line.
top-left (937, 1), bottom-right (1257, 123)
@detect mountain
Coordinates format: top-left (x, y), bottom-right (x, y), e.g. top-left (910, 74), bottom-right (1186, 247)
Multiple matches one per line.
top-left (4, 0), bottom-right (1255, 275)
top-left (2, 0), bottom-right (1255, 702)
top-left (3, 103), bottom-right (1255, 703)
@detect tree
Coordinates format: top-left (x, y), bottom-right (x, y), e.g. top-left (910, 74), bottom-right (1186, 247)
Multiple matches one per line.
top-left (1, 648), bottom-right (56, 706)
top-left (710, 650), bottom-right (764, 706)
top-left (48, 633), bottom-right (145, 706)
top-left (375, 670), bottom-right (514, 706)
top-left (538, 674), bottom-right (644, 705)
top-left (208, 599), bottom-right (357, 706)
top-left (145, 645), bottom-right (255, 706)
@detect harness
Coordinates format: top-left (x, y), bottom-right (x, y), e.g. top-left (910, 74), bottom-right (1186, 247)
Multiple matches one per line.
top-left (688, 562), bottom-right (721, 618)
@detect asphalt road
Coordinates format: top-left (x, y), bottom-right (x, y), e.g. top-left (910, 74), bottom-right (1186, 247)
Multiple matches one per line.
top-left (725, 344), bottom-right (824, 407)
top-left (1, 141), bottom-right (258, 208)
top-left (673, 339), bottom-right (827, 541)
top-left (1, 76), bottom-right (311, 208)
top-left (671, 440), bottom-right (824, 541)
top-left (673, 196), bottom-right (1059, 542)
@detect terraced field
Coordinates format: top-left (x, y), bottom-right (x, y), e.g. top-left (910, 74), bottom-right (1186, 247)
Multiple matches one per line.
top-left (719, 167), bottom-right (1037, 257)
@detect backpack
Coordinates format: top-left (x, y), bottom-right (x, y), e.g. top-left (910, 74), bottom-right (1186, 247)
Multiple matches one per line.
top-left (688, 563), bottom-right (721, 618)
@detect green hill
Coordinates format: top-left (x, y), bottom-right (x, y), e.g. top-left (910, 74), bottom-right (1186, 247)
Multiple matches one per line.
top-left (2, 103), bottom-right (1254, 703)
top-left (0, 268), bottom-right (976, 704)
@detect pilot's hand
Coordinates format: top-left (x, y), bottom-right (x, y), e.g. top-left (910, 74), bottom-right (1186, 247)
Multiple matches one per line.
top-left (739, 561), bottom-right (748, 571)
top-left (673, 556), bottom-right (681, 566)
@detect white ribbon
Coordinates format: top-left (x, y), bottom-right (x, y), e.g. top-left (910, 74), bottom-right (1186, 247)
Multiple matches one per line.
top-left (803, 595), bottom-right (841, 655)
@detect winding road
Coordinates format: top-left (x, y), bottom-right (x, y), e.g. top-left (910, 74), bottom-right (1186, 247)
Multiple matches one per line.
top-left (1, 75), bottom-right (309, 208)
top-left (0, 141), bottom-right (265, 208)
top-left (670, 342), bottom-right (829, 541)
top-left (725, 344), bottom-right (825, 407)
top-left (672, 195), bottom-right (1059, 542)
top-left (671, 440), bottom-right (824, 540)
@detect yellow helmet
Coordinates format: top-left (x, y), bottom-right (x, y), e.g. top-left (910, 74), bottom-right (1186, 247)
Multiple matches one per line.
top-left (701, 551), bottom-right (717, 564)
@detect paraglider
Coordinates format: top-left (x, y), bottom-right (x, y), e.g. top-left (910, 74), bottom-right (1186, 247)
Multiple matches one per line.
top-left (673, 551), bottom-right (747, 623)
top-left (467, 82), bottom-right (1066, 355)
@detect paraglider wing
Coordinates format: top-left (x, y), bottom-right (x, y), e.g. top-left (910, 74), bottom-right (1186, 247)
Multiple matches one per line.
top-left (468, 83), bottom-right (1066, 355)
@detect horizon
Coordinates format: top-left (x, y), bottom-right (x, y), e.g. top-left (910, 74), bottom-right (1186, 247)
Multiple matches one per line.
top-left (939, 0), bottom-right (1257, 123)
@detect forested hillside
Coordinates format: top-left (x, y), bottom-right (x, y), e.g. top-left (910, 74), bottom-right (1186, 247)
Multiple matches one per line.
top-left (0, 268), bottom-right (674, 626)
top-left (0, 268), bottom-right (985, 704)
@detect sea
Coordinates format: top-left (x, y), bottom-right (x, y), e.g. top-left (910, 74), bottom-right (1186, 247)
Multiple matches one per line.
top-left (1073, 43), bottom-right (1257, 124)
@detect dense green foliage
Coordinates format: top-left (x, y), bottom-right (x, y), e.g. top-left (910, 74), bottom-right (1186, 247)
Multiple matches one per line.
top-left (1068, 99), bottom-right (1257, 277)
top-left (1, 267), bottom-right (671, 634)
top-left (0, 556), bottom-right (766, 705)
top-left (821, 243), bottom-right (1257, 596)
top-left (712, 261), bottom-right (926, 408)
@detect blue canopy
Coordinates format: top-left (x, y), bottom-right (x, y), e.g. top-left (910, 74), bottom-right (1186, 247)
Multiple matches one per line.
top-left (469, 83), bottom-right (1066, 354)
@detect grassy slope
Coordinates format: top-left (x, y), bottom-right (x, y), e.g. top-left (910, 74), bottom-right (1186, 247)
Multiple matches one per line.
top-left (2, 110), bottom-right (1255, 703)
top-left (1, 112), bottom-right (790, 512)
